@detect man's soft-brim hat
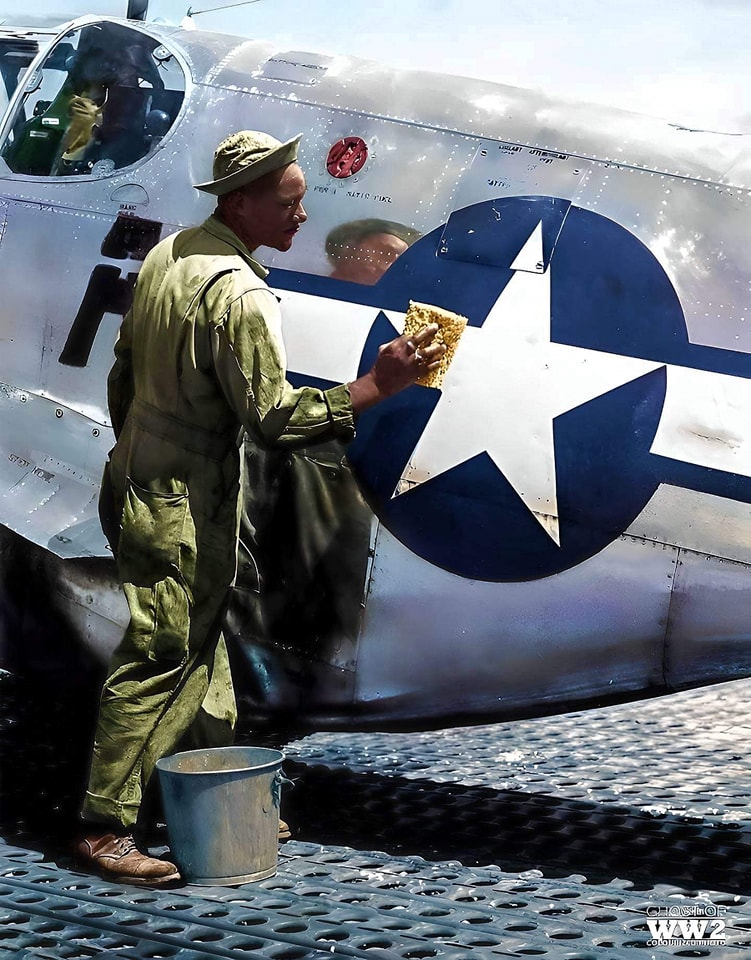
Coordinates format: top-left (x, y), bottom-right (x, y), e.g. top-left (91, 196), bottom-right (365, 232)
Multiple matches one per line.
top-left (194, 130), bottom-right (303, 195)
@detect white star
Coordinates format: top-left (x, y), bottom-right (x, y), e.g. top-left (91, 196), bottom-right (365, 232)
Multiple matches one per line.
top-left (393, 226), bottom-right (663, 545)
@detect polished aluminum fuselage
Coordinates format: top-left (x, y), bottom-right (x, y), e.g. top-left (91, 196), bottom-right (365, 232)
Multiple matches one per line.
top-left (1, 16), bottom-right (750, 724)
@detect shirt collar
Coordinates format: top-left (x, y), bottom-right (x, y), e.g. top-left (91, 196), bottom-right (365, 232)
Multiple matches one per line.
top-left (201, 214), bottom-right (269, 280)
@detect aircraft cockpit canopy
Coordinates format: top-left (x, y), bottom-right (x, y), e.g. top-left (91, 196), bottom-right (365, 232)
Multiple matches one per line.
top-left (0, 21), bottom-right (185, 179)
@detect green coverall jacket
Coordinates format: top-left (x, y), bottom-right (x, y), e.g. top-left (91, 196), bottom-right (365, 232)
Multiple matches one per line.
top-left (84, 214), bottom-right (355, 828)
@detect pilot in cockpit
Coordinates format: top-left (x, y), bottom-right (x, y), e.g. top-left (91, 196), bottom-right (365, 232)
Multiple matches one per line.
top-left (3, 23), bottom-right (168, 179)
top-left (50, 46), bottom-right (112, 176)
top-left (54, 34), bottom-right (165, 176)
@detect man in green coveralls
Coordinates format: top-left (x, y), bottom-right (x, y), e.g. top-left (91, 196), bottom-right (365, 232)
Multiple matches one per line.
top-left (74, 130), bottom-right (443, 886)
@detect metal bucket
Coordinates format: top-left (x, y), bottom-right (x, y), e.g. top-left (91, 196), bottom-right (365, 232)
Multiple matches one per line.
top-left (156, 745), bottom-right (284, 886)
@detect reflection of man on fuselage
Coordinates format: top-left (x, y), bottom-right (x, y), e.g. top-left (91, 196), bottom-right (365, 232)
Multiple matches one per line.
top-left (326, 218), bottom-right (421, 285)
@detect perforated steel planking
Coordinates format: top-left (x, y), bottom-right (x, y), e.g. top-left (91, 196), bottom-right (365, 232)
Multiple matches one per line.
top-left (1, 677), bottom-right (751, 957)
top-left (286, 679), bottom-right (751, 824)
top-left (0, 837), bottom-right (749, 959)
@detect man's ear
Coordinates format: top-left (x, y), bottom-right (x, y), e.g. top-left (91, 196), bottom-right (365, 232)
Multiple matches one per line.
top-left (218, 188), bottom-right (245, 221)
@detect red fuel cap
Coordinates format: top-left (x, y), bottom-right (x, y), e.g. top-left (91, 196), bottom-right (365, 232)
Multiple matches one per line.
top-left (326, 137), bottom-right (368, 178)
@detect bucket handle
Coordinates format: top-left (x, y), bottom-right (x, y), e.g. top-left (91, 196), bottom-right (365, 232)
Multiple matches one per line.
top-left (271, 770), bottom-right (295, 810)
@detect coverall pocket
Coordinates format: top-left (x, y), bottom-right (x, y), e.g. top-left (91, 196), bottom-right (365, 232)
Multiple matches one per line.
top-left (118, 479), bottom-right (197, 663)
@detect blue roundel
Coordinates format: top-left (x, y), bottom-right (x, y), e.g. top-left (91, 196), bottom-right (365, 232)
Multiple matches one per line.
top-left (345, 197), bottom-right (685, 582)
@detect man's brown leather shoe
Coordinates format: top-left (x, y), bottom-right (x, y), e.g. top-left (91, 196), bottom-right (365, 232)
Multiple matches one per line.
top-left (74, 833), bottom-right (181, 887)
top-left (278, 819), bottom-right (291, 840)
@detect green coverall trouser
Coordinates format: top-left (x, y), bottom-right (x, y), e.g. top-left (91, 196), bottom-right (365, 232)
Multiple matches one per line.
top-left (82, 451), bottom-right (240, 829)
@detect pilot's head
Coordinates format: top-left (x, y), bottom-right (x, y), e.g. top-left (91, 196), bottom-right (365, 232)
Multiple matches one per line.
top-left (326, 219), bottom-right (422, 285)
top-left (195, 130), bottom-right (307, 253)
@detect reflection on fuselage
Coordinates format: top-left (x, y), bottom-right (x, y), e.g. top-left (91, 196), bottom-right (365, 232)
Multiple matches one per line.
top-left (325, 218), bottom-right (421, 286)
top-left (329, 232), bottom-right (409, 285)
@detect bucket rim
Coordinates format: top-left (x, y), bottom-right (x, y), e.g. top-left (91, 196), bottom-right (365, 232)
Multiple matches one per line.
top-left (155, 745), bottom-right (285, 776)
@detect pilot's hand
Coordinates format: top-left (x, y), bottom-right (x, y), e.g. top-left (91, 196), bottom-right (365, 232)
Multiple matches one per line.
top-left (68, 95), bottom-right (99, 121)
top-left (62, 95), bottom-right (100, 153)
top-left (348, 323), bottom-right (446, 414)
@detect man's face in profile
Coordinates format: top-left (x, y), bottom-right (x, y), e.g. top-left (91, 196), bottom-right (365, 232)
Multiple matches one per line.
top-left (231, 163), bottom-right (308, 253)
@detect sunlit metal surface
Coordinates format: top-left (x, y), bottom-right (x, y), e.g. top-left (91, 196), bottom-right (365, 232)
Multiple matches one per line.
top-left (1, 16), bottom-right (751, 723)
